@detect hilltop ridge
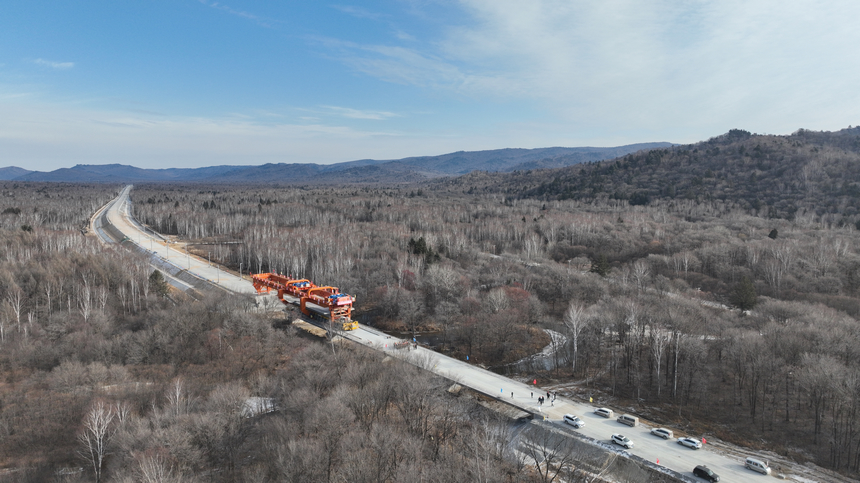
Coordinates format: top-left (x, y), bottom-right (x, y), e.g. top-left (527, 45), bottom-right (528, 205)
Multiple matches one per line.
top-left (438, 126), bottom-right (860, 221)
top-left (1, 143), bottom-right (670, 184)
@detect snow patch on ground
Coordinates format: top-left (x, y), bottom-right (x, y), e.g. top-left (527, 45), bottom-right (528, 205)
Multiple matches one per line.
top-left (789, 476), bottom-right (821, 483)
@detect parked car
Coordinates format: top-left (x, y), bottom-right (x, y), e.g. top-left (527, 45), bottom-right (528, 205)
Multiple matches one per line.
top-left (594, 407), bottom-right (614, 418)
top-left (611, 433), bottom-right (634, 449)
top-left (617, 414), bottom-right (639, 426)
top-left (693, 465), bottom-right (720, 482)
top-left (745, 457), bottom-right (771, 475)
top-left (678, 437), bottom-right (702, 449)
top-left (563, 414), bottom-right (585, 428)
top-left (650, 427), bottom-right (673, 439)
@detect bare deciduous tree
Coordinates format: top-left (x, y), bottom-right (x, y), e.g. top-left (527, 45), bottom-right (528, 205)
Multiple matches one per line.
top-left (6, 288), bottom-right (22, 332)
top-left (522, 425), bottom-right (575, 483)
top-left (651, 324), bottom-right (669, 397)
top-left (632, 260), bottom-right (649, 292)
top-left (79, 278), bottom-right (92, 322)
top-left (166, 378), bottom-right (191, 417)
top-left (135, 451), bottom-right (175, 483)
top-left (486, 287), bottom-right (509, 314)
top-left (762, 257), bottom-right (785, 293)
top-left (78, 400), bottom-right (116, 483)
top-left (563, 301), bottom-right (586, 376)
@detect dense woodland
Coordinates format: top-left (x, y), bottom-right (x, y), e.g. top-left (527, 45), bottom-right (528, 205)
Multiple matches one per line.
top-left (130, 128), bottom-right (860, 477)
top-left (442, 126), bottom-right (860, 224)
top-left (0, 183), bottom-right (535, 482)
top-left (4, 127), bottom-right (860, 480)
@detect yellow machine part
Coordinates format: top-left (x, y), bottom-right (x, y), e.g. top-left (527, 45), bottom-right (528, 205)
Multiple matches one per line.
top-left (342, 320), bottom-right (359, 331)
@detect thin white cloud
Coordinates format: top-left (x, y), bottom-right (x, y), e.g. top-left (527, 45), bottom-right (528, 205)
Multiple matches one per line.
top-left (251, 110), bottom-right (285, 118)
top-left (32, 58), bottom-right (75, 70)
top-left (0, 101), bottom-right (447, 169)
top-left (198, 0), bottom-right (276, 27)
top-left (322, 105), bottom-right (399, 120)
top-left (0, 92), bottom-right (34, 100)
top-left (326, 0), bottom-right (860, 140)
top-left (332, 5), bottom-right (387, 21)
top-left (327, 40), bottom-right (468, 88)
top-left (394, 30), bottom-right (416, 42)
top-left (332, 5), bottom-right (419, 43)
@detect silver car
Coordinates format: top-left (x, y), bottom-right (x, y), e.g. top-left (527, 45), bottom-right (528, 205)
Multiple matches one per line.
top-left (611, 433), bottom-right (634, 449)
top-left (651, 428), bottom-right (673, 439)
top-left (563, 414), bottom-right (585, 428)
top-left (677, 437), bottom-right (702, 449)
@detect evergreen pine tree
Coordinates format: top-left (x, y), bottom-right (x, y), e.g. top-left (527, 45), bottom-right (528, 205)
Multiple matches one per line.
top-left (589, 254), bottom-right (610, 277)
top-left (731, 276), bottom-right (758, 311)
top-left (149, 270), bottom-right (170, 298)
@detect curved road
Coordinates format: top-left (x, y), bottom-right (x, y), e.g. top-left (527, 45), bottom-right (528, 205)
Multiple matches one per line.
top-left (93, 185), bottom-right (849, 483)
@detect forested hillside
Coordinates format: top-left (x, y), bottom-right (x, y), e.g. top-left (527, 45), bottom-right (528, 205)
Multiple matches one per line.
top-left (441, 127), bottom-right (860, 225)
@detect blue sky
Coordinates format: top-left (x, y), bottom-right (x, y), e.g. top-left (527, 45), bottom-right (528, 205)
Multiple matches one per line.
top-left (1, 1), bottom-right (858, 170)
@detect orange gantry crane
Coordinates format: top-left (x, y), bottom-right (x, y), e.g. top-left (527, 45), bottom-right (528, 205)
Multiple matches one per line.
top-left (251, 273), bottom-right (358, 330)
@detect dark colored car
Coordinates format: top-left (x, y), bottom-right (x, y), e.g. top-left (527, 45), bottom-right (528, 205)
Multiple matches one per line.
top-left (693, 465), bottom-right (720, 482)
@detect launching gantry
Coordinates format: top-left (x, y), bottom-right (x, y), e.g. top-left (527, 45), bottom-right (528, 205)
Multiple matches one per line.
top-left (251, 273), bottom-right (358, 330)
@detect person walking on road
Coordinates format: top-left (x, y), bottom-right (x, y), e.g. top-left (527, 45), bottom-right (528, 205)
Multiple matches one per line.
top-left (531, 391), bottom-right (533, 398)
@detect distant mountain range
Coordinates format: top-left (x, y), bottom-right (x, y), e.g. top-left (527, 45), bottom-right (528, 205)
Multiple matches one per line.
top-left (0, 143), bottom-right (671, 184)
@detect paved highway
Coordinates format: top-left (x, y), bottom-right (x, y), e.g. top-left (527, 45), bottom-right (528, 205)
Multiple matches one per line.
top-left (93, 186), bottom-right (851, 483)
top-left (94, 185), bottom-right (255, 295)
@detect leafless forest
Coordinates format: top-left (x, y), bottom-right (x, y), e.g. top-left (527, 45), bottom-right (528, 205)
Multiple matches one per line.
top-left (132, 180), bottom-right (860, 477)
top-left (0, 183), bottom-right (538, 482)
top-left (3, 173), bottom-right (860, 481)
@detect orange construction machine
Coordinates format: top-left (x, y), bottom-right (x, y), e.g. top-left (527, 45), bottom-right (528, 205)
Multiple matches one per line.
top-left (251, 273), bottom-right (358, 330)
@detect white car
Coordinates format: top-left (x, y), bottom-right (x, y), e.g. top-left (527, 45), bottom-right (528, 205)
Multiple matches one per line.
top-left (611, 434), bottom-right (634, 449)
top-left (651, 428), bottom-right (673, 439)
top-left (563, 414), bottom-right (585, 428)
top-left (677, 437), bottom-right (702, 449)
